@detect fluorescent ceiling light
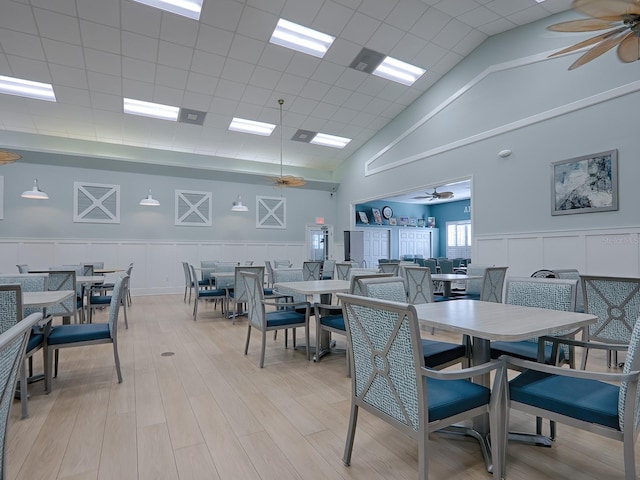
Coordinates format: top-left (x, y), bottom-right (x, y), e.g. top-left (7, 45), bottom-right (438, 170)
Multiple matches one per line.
top-left (229, 118), bottom-right (276, 136)
top-left (132, 0), bottom-right (203, 20)
top-left (270, 19), bottom-right (335, 58)
top-left (311, 133), bottom-right (352, 149)
top-left (373, 57), bottom-right (426, 86)
top-left (0, 75), bottom-right (56, 102)
top-left (123, 98), bottom-right (179, 121)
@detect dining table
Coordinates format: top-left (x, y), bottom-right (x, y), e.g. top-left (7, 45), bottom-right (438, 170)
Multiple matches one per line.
top-left (430, 273), bottom-right (482, 296)
top-left (412, 299), bottom-right (597, 472)
top-left (23, 290), bottom-right (75, 309)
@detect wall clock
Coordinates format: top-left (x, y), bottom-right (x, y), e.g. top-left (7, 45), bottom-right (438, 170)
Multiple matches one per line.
top-left (382, 206), bottom-right (393, 220)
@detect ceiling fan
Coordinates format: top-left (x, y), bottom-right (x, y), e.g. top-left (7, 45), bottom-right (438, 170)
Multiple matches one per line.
top-left (547, 0), bottom-right (640, 70)
top-left (413, 187), bottom-right (454, 201)
top-left (269, 99), bottom-right (305, 188)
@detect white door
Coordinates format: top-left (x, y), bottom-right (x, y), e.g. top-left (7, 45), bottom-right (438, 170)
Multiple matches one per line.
top-left (359, 229), bottom-right (390, 268)
top-left (305, 224), bottom-right (334, 260)
top-left (398, 229), bottom-right (432, 258)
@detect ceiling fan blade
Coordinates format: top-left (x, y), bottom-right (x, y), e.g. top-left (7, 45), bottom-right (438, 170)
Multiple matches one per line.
top-left (547, 19), bottom-right (619, 32)
top-left (549, 27), bottom-right (628, 57)
top-left (439, 192), bottom-right (454, 199)
top-left (412, 195), bottom-right (432, 199)
top-left (569, 30), bottom-right (628, 69)
top-left (573, 0), bottom-right (640, 18)
top-left (617, 31), bottom-right (640, 61)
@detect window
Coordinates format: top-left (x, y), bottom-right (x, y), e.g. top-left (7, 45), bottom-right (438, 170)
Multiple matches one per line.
top-left (446, 221), bottom-right (471, 259)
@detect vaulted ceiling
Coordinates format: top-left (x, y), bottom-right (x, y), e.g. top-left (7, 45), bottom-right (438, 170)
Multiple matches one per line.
top-left (0, 0), bottom-right (571, 180)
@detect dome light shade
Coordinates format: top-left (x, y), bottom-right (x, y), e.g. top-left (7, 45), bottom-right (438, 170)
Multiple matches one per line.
top-left (231, 195), bottom-right (249, 212)
top-left (21, 179), bottom-right (48, 200)
top-left (140, 189), bottom-right (160, 206)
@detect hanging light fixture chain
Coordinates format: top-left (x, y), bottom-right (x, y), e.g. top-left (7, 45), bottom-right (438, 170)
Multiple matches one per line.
top-left (278, 98), bottom-right (284, 179)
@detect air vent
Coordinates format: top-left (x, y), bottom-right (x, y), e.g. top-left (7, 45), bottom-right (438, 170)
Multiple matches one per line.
top-left (349, 48), bottom-right (386, 74)
top-left (291, 129), bottom-right (316, 143)
top-left (178, 108), bottom-right (207, 126)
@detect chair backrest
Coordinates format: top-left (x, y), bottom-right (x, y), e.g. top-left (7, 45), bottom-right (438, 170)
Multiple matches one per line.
top-left (108, 275), bottom-right (127, 338)
top-left (200, 260), bottom-right (217, 282)
top-left (241, 271), bottom-right (266, 331)
top-left (335, 262), bottom-right (353, 280)
top-left (274, 259), bottom-right (292, 268)
top-left (190, 265), bottom-right (206, 297)
top-left (82, 264), bottom-right (94, 276)
top-left (451, 258), bottom-right (461, 269)
top-left (358, 276), bottom-right (407, 302)
top-left (29, 270), bottom-right (76, 317)
top-left (322, 259), bottom-right (335, 279)
top-left (552, 269), bottom-right (583, 312)
top-left (182, 261), bottom-right (192, 287)
top-left (0, 312), bottom-right (42, 478)
top-left (0, 274), bottom-right (48, 316)
top-left (16, 264), bottom-right (29, 273)
top-left (264, 260), bottom-right (275, 285)
top-left (404, 267), bottom-right (434, 304)
top-left (348, 268), bottom-right (379, 280)
top-left (581, 275), bottom-right (640, 345)
top-left (422, 259), bottom-right (437, 274)
top-left (378, 263), bottom-right (399, 275)
top-left (479, 267), bottom-right (508, 302)
top-left (619, 316), bottom-right (640, 432)
top-left (349, 273), bottom-right (393, 296)
top-left (438, 259), bottom-right (453, 274)
top-left (340, 293), bottom-right (424, 436)
top-left (303, 261), bottom-right (322, 281)
top-left (232, 266), bottom-right (265, 303)
top-left (272, 268), bottom-right (305, 303)
top-left (465, 264), bottom-right (489, 295)
top-left (0, 284), bottom-right (23, 334)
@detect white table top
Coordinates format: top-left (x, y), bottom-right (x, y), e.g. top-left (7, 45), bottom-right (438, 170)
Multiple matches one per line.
top-left (23, 290), bottom-right (75, 308)
top-left (274, 279), bottom-right (350, 296)
top-left (77, 275), bottom-right (105, 284)
top-left (413, 299), bottom-right (596, 342)
top-left (93, 268), bottom-right (123, 274)
top-left (430, 273), bottom-right (482, 282)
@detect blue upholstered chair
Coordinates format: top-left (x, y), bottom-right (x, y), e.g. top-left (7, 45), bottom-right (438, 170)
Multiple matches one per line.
top-left (457, 266), bottom-right (508, 303)
top-left (241, 271), bottom-right (310, 368)
top-left (302, 261), bottom-right (322, 281)
top-left (0, 311), bottom-right (42, 476)
top-left (46, 275), bottom-right (128, 391)
top-left (190, 264), bottom-right (226, 320)
top-left (87, 271), bottom-right (130, 328)
top-left (0, 275), bottom-right (49, 417)
top-left (182, 261), bottom-right (194, 303)
top-left (339, 293), bottom-right (504, 480)
top-left (552, 269), bottom-right (583, 312)
top-left (226, 265), bottom-right (270, 323)
top-left (499, 317), bottom-right (640, 479)
top-left (580, 275), bottom-right (640, 369)
top-left (29, 269), bottom-right (78, 324)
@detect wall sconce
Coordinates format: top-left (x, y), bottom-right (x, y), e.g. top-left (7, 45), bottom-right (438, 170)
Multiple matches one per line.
top-left (21, 179), bottom-right (49, 199)
top-left (231, 195), bottom-right (248, 212)
top-left (139, 189), bottom-right (160, 206)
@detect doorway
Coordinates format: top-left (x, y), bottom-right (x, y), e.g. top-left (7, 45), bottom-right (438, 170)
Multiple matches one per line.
top-left (305, 224), bottom-right (334, 261)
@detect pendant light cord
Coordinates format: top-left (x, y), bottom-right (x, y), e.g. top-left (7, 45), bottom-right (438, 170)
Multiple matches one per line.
top-left (278, 98), bottom-right (284, 178)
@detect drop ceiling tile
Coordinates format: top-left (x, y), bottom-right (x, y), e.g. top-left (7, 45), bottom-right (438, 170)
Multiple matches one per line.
top-left (457, 6), bottom-right (501, 27)
top-left (54, 85), bottom-right (91, 106)
top-left (121, 32), bottom-right (159, 62)
top-left (431, 19), bottom-right (472, 49)
top-left (376, 81), bottom-right (405, 102)
top-left (356, 75), bottom-right (387, 96)
top-left (361, 97), bottom-right (392, 115)
top-left (508, 6), bottom-right (553, 26)
top-left (452, 29), bottom-right (487, 56)
top-left (0, 2), bottom-right (38, 34)
top-left (430, 50), bottom-right (464, 75)
top-left (275, 72), bottom-right (306, 96)
top-left (88, 71), bottom-right (122, 96)
top-left (247, 0), bottom-right (286, 14)
top-left (84, 48), bottom-right (121, 76)
top-left (385, 1), bottom-right (427, 31)
top-left (195, 24), bottom-right (233, 56)
top-left (236, 6), bottom-right (278, 42)
top-left (313, 60), bottom-right (346, 85)
top-left (477, 17), bottom-right (517, 35)
top-left (435, 0), bottom-right (482, 17)
top-left (121, 1), bottom-right (161, 37)
top-left (220, 58), bottom-right (255, 83)
top-left (321, 38), bottom-right (361, 67)
top-left (0, 53), bottom-right (11, 73)
top-left (343, 91), bottom-right (373, 110)
top-left (409, 7), bottom-right (451, 42)
top-left (155, 64), bottom-right (188, 90)
top-left (3, 113), bottom-right (37, 132)
top-left (485, 0), bottom-right (533, 17)
top-left (258, 44), bottom-right (294, 71)
top-left (76, 0), bottom-right (120, 27)
top-left (158, 41), bottom-right (193, 70)
top-left (411, 42), bottom-right (447, 68)
top-left (79, 21), bottom-right (121, 54)
top-left (228, 34), bottom-right (265, 64)
top-left (390, 33), bottom-right (428, 61)
top-left (200, 0), bottom-right (244, 30)
top-left (33, 8), bottom-right (81, 45)
top-left (160, 14), bottom-right (198, 47)
top-left (0, 30), bottom-right (45, 60)
top-left (122, 56), bottom-right (156, 83)
top-left (359, 0), bottom-right (399, 20)
top-left (298, 79), bottom-right (331, 101)
top-left (49, 63), bottom-right (88, 89)
top-left (182, 91), bottom-right (213, 110)
top-left (541, 0), bottom-right (572, 14)
top-left (215, 78), bottom-right (246, 101)
top-left (29, 0), bottom-right (76, 16)
top-left (281, 0), bottom-right (323, 26)
top-left (153, 84), bottom-right (184, 105)
top-left (191, 50), bottom-right (224, 77)
top-left (367, 23), bottom-right (404, 54)
top-left (90, 91), bottom-right (122, 112)
top-left (248, 65), bottom-right (282, 90)
top-left (334, 67), bottom-right (367, 91)
top-left (311, 102), bottom-right (339, 120)
top-left (241, 85), bottom-right (273, 106)
top-left (323, 85), bottom-right (351, 106)
top-left (341, 12), bottom-right (380, 46)
top-left (5, 55), bottom-right (51, 82)
top-left (42, 38), bottom-right (85, 69)
top-left (312, 2), bottom-right (353, 36)
top-left (31, 115), bottom-right (66, 133)
top-left (186, 72), bottom-right (219, 95)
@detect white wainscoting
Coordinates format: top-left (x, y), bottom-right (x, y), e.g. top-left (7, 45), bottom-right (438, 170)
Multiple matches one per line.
top-left (0, 238), bottom-right (306, 296)
top-left (474, 226), bottom-right (640, 278)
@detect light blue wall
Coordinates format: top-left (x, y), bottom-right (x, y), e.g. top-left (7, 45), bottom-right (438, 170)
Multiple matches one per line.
top-left (0, 155), bottom-right (337, 242)
top-left (429, 199), bottom-right (471, 257)
top-left (335, 10), bottom-right (640, 256)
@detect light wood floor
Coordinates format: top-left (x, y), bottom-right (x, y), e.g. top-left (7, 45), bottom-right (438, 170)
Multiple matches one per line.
top-left (6, 294), bottom-right (636, 480)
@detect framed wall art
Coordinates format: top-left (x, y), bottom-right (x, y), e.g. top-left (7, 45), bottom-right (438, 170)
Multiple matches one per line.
top-left (358, 211), bottom-right (369, 224)
top-left (551, 149), bottom-right (618, 216)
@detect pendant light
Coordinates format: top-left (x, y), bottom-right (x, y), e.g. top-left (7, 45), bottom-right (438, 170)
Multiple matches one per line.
top-left (21, 179), bottom-right (49, 200)
top-left (139, 189), bottom-right (160, 206)
top-left (231, 195), bottom-right (248, 212)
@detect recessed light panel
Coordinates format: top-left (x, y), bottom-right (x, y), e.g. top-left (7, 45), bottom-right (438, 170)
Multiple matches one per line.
top-left (229, 118), bottom-right (276, 136)
top-left (311, 133), bottom-right (352, 149)
top-left (0, 75), bottom-right (56, 102)
top-left (270, 19), bottom-right (335, 58)
top-left (132, 0), bottom-right (203, 20)
top-left (373, 56), bottom-right (426, 86)
top-left (123, 98), bottom-right (179, 121)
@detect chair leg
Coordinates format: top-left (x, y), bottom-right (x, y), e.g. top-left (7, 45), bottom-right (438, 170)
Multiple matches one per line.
top-left (342, 403), bottom-right (359, 465)
top-left (20, 359), bottom-right (28, 419)
top-left (623, 430), bottom-right (637, 480)
top-left (122, 299), bottom-right (128, 329)
top-left (54, 349), bottom-right (59, 377)
top-left (244, 325), bottom-right (251, 355)
top-left (260, 329), bottom-right (266, 368)
top-left (45, 346), bottom-right (54, 393)
top-left (193, 297), bottom-right (198, 321)
top-left (304, 323), bottom-right (310, 361)
top-left (113, 341), bottom-right (123, 383)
